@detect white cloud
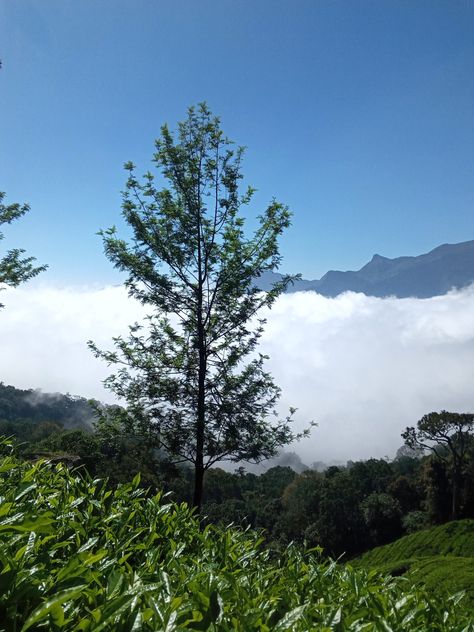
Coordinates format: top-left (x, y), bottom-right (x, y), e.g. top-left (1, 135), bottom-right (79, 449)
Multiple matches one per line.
top-left (1, 283), bottom-right (474, 463)
top-left (260, 288), bottom-right (474, 463)
top-left (0, 284), bottom-right (145, 401)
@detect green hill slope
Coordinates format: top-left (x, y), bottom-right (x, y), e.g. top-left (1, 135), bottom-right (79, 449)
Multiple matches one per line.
top-left (355, 520), bottom-right (474, 608)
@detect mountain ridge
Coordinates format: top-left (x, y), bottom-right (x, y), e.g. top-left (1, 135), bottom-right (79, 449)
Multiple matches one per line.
top-left (258, 240), bottom-right (474, 298)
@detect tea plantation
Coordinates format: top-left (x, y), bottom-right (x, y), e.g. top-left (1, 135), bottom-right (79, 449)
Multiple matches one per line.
top-left (355, 519), bottom-right (474, 610)
top-left (0, 442), bottom-right (472, 631)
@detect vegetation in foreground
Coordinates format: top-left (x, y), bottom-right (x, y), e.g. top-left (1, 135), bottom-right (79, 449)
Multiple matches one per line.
top-left (0, 441), bottom-right (472, 632)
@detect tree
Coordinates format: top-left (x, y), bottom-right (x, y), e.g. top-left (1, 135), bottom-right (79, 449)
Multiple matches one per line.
top-left (279, 471), bottom-right (325, 542)
top-left (361, 492), bottom-right (402, 545)
top-left (421, 457), bottom-right (451, 524)
top-left (347, 458), bottom-right (393, 498)
top-left (387, 475), bottom-right (421, 514)
top-left (402, 411), bottom-right (474, 520)
top-left (90, 104), bottom-right (309, 510)
top-left (0, 191), bottom-right (47, 307)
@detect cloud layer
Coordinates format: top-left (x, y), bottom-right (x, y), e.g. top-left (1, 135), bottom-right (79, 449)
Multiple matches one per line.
top-left (1, 284), bottom-right (473, 463)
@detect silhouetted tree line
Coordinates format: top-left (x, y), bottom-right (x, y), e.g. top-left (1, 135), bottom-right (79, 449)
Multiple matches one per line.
top-left (0, 383), bottom-right (98, 430)
top-left (1, 384), bottom-right (472, 560)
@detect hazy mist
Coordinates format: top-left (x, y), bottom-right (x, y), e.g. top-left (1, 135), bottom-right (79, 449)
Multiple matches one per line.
top-left (1, 284), bottom-right (473, 463)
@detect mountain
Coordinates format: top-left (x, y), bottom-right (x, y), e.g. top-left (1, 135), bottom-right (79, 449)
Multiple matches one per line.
top-left (258, 240), bottom-right (474, 298)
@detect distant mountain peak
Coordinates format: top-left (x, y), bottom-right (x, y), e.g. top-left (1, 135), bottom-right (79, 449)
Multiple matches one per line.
top-left (257, 240), bottom-right (474, 299)
top-left (371, 253), bottom-right (387, 261)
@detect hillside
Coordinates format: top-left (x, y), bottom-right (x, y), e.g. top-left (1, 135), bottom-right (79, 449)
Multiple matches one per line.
top-left (355, 520), bottom-right (474, 608)
top-left (258, 240), bottom-right (474, 298)
top-left (0, 382), bottom-right (98, 431)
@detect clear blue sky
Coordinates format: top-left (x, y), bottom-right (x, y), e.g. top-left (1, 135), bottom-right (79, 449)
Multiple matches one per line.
top-left (1, 0), bottom-right (473, 283)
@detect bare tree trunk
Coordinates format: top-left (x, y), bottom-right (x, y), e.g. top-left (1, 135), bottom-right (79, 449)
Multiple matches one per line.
top-left (193, 460), bottom-right (205, 510)
top-left (194, 187), bottom-right (206, 511)
top-left (452, 462), bottom-right (461, 520)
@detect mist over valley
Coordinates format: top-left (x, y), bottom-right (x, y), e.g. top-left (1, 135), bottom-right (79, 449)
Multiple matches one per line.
top-left (2, 240), bottom-right (473, 465)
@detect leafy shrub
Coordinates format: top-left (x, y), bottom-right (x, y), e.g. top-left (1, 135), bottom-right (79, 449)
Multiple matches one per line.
top-left (361, 492), bottom-right (403, 545)
top-left (0, 439), bottom-right (472, 631)
top-left (402, 510), bottom-right (430, 534)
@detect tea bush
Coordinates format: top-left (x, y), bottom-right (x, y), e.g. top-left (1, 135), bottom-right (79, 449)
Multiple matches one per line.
top-left (355, 519), bottom-right (474, 609)
top-left (0, 440), bottom-right (472, 631)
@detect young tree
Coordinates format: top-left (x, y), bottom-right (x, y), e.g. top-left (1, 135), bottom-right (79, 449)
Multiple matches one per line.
top-left (90, 104), bottom-right (309, 510)
top-left (402, 411), bottom-right (474, 520)
top-left (0, 192), bottom-right (47, 307)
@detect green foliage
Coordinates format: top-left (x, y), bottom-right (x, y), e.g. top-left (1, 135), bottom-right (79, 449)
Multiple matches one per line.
top-left (407, 556), bottom-right (474, 610)
top-left (313, 470), bottom-right (368, 557)
top-left (0, 419), bottom-right (63, 446)
top-left (0, 192), bottom-right (47, 306)
top-left (37, 429), bottom-right (104, 474)
top-left (422, 458), bottom-right (452, 524)
top-left (355, 520), bottom-right (474, 608)
top-left (387, 475), bottom-right (422, 514)
top-left (361, 493), bottom-right (403, 545)
top-left (403, 411), bottom-right (474, 520)
top-left (402, 510), bottom-right (430, 534)
top-left (0, 440), bottom-right (471, 631)
top-left (38, 428), bottom-right (192, 500)
top-left (356, 520), bottom-right (474, 564)
top-left (0, 383), bottom-right (98, 431)
top-left (348, 459), bottom-right (394, 498)
top-left (90, 104), bottom-right (309, 509)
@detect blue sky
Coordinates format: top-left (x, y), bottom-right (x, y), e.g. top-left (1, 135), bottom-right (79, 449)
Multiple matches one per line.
top-left (1, 0), bottom-right (473, 284)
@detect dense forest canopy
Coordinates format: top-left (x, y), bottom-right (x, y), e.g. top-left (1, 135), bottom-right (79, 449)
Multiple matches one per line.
top-left (0, 382), bottom-right (97, 430)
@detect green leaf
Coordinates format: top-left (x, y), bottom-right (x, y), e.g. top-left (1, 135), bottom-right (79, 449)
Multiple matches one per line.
top-left (21, 585), bottom-right (87, 631)
top-left (88, 595), bottom-right (135, 632)
top-left (273, 605), bottom-right (306, 631)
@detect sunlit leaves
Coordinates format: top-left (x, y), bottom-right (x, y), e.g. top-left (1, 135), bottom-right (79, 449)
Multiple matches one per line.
top-left (0, 443), bottom-right (471, 631)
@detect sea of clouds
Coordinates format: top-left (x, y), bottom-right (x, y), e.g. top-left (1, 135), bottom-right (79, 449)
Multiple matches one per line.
top-left (1, 283), bottom-right (473, 464)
